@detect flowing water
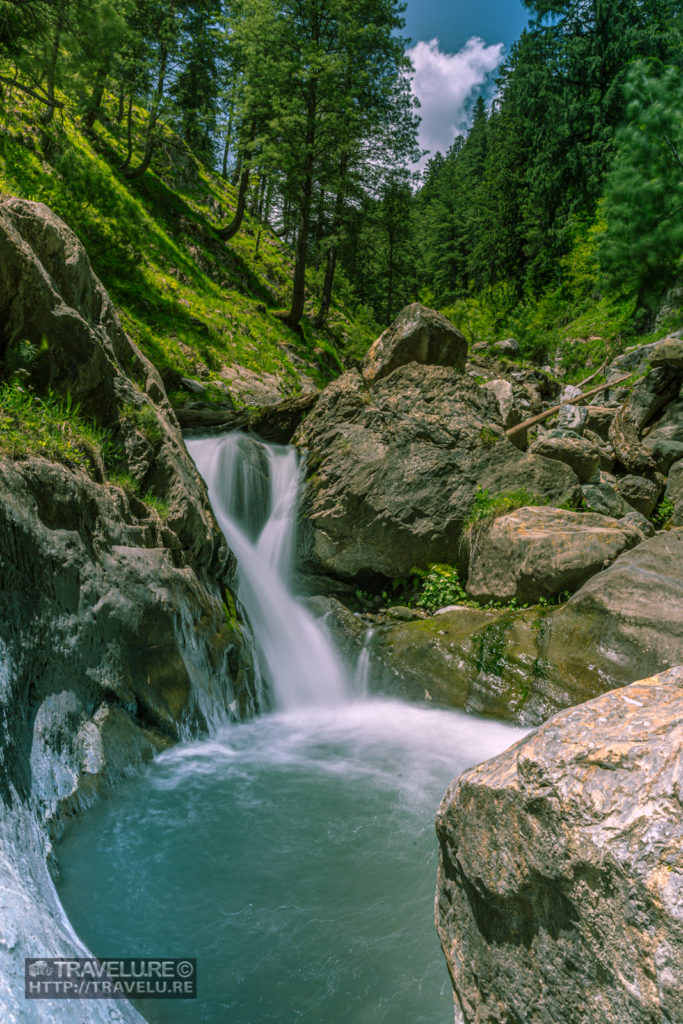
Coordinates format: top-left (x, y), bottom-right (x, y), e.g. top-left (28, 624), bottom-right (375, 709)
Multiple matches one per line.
top-left (56, 433), bottom-right (526, 1024)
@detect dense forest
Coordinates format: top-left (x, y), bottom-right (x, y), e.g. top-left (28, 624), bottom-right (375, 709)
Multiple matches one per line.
top-left (0, 0), bottom-right (681, 362)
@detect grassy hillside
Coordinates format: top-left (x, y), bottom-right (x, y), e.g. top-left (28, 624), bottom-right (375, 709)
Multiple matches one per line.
top-left (0, 87), bottom-right (374, 409)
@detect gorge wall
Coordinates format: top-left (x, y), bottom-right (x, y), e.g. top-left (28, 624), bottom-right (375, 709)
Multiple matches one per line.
top-left (0, 198), bottom-right (258, 1022)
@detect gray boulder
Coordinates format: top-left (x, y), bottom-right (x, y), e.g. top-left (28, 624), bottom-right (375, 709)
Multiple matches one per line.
top-left (494, 337), bottom-right (520, 357)
top-left (583, 405), bottom-right (615, 440)
top-left (528, 434), bottom-right (601, 483)
top-left (436, 666), bottom-right (683, 1024)
top-left (360, 303), bottom-right (467, 384)
top-left (557, 403), bottom-right (587, 434)
top-left (295, 363), bottom-right (581, 581)
top-left (466, 506), bottom-right (642, 604)
top-left (616, 473), bottom-right (662, 518)
top-left (609, 367), bottom-right (683, 474)
top-left (581, 482), bottom-right (628, 518)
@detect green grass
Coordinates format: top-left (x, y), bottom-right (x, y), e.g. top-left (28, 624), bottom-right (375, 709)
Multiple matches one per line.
top-left (0, 381), bottom-right (115, 472)
top-left (0, 82), bottom-right (374, 404)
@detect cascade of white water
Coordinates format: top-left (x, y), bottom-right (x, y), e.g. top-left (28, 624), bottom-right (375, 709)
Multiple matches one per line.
top-left (187, 432), bottom-right (351, 709)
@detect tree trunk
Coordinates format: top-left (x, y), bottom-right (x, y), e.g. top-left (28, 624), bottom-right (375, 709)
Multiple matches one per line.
top-left (121, 94), bottom-right (134, 170)
top-left (216, 164), bottom-right (250, 240)
top-left (124, 43), bottom-right (168, 180)
top-left (285, 155), bottom-right (315, 329)
top-left (116, 80), bottom-right (125, 123)
top-left (314, 154), bottom-right (348, 328)
top-left (40, 3), bottom-right (63, 126)
top-left (84, 65), bottom-right (107, 132)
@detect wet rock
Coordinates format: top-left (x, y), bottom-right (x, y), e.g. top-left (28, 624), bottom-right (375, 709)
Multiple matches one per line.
top-left (466, 507), bottom-right (641, 605)
top-left (528, 434), bottom-right (601, 483)
top-left (0, 199), bottom-right (258, 1024)
top-left (436, 665), bottom-right (683, 1024)
top-left (361, 303), bottom-right (467, 385)
top-left (616, 473), bottom-right (662, 518)
top-left (295, 364), bottom-right (581, 581)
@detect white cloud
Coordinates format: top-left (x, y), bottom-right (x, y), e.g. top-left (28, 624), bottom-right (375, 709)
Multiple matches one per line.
top-left (406, 37), bottom-right (505, 170)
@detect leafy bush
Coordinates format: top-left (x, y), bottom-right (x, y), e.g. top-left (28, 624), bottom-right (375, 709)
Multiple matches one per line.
top-left (416, 564), bottom-right (468, 613)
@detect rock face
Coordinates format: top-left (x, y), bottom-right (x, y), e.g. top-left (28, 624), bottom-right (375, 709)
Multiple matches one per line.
top-left (360, 302), bottom-right (467, 384)
top-left (0, 199), bottom-right (258, 1024)
top-left (295, 360), bottom-right (581, 582)
top-left (466, 507), bottom-right (642, 604)
top-left (373, 530), bottom-right (683, 724)
top-left (435, 665), bottom-right (683, 1024)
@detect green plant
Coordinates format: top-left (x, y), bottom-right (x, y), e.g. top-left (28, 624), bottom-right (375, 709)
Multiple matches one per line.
top-left (416, 564), bottom-right (468, 613)
top-left (142, 490), bottom-right (170, 520)
top-left (121, 401), bottom-right (163, 442)
top-left (652, 497), bottom-right (674, 527)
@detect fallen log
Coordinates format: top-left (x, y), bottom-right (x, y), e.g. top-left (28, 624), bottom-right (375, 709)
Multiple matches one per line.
top-left (506, 373), bottom-right (634, 438)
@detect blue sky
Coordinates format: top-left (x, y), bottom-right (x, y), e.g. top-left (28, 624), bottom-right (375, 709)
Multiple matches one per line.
top-left (402, 1), bottom-right (530, 167)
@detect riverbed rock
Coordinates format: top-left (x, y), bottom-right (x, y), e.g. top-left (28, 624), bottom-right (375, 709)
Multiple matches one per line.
top-left (557, 402), bottom-right (587, 433)
top-left (528, 433), bottom-right (601, 483)
top-left (465, 507), bottom-right (642, 604)
top-left (435, 665), bottom-right (683, 1024)
top-left (295, 363), bottom-right (581, 582)
top-left (360, 303), bottom-right (467, 384)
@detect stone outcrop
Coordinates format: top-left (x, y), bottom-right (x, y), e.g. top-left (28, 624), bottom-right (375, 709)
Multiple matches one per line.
top-left (372, 530), bottom-right (683, 723)
top-left (436, 666), bottom-right (683, 1024)
top-left (465, 507), bottom-right (642, 604)
top-left (0, 199), bottom-right (258, 1024)
top-left (360, 302), bottom-right (467, 384)
top-left (295, 355), bottom-right (581, 583)
top-left (665, 460), bottom-right (683, 525)
top-left (609, 364), bottom-right (683, 474)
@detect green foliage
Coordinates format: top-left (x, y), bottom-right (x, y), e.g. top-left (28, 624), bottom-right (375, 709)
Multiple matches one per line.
top-left (600, 60), bottom-right (683, 310)
top-left (464, 487), bottom-right (547, 532)
top-left (652, 497), bottom-right (675, 527)
top-left (121, 400), bottom-right (162, 441)
top-left (415, 564), bottom-right (468, 613)
top-left (0, 381), bottom-right (116, 471)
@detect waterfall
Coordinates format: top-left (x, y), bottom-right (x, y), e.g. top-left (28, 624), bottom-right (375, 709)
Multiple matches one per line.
top-left (187, 432), bottom-right (351, 710)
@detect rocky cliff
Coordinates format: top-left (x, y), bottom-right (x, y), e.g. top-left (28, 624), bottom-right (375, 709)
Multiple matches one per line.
top-left (0, 199), bottom-right (258, 1022)
top-left (435, 666), bottom-right (683, 1024)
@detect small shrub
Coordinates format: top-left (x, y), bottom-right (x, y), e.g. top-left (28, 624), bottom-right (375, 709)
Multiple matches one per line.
top-left (652, 497), bottom-right (674, 527)
top-left (121, 400), bottom-right (163, 442)
top-left (416, 564), bottom-right (468, 613)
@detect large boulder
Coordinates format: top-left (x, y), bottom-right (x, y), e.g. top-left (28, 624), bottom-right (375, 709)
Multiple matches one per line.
top-left (466, 507), bottom-right (642, 604)
top-left (295, 363), bottom-right (581, 582)
top-left (609, 366), bottom-right (683, 474)
top-left (528, 433), bottom-right (601, 483)
top-left (616, 473), bottom-right (662, 518)
top-left (436, 665), bottom-right (683, 1024)
top-left (372, 530), bottom-right (683, 724)
top-left (0, 197), bottom-right (220, 565)
top-left (360, 303), bottom-right (467, 384)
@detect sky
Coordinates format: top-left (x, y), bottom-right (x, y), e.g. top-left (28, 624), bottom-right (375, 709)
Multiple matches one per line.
top-left (402, 1), bottom-right (530, 169)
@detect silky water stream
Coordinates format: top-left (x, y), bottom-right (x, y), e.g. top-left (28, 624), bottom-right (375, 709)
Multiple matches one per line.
top-left (56, 433), bottom-right (526, 1024)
